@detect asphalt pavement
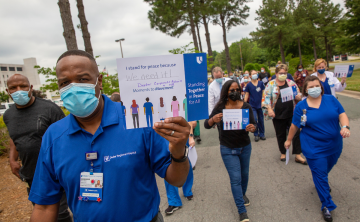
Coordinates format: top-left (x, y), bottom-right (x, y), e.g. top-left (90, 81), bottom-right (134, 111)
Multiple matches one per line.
top-left (156, 94), bottom-right (360, 222)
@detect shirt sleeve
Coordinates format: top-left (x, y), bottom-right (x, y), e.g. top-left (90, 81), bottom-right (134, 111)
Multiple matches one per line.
top-left (248, 105), bottom-right (256, 126)
top-left (331, 76), bottom-right (346, 92)
top-left (146, 128), bottom-right (171, 178)
top-left (204, 107), bottom-right (221, 129)
top-left (292, 102), bottom-right (303, 128)
top-left (29, 135), bottom-right (63, 205)
top-left (244, 84), bottom-right (249, 93)
top-left (261, 82), bottom-right (265, 90)
top-left (331, 96), bottom-right (345, 115)
top-left (208, 85), bottom-right (215, 115)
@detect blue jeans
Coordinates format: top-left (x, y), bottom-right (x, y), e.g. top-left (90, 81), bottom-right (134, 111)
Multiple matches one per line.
top-left (220, 144), bottom-right (252, 214)
top-left (164, 160), bottom-right (193, 207)
top-left (306, 149), bottom-right (342, 212)
top-left (146, 114), bottom-right (153, 127)
top-left (252, 107), bottom-right (265, 137)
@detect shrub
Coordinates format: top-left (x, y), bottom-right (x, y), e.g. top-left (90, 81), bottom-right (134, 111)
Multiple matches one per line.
top-left (0, 117), bottom-right (9, 156)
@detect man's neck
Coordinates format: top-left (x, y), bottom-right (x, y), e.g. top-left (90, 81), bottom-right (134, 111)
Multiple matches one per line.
top-left (75, 97), bottom-right (104, 135)
top-left (251, 79), bottom-right (258, 85)
top-left (15, 96), bottom-right (35, 109)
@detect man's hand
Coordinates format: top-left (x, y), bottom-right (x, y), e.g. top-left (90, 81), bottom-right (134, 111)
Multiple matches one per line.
top-left (245, 124), bottom-right (256, 133)
top-left (10, 160), bottom-right (21, 179)
top-left (295, 94), bottom-right (302, 101)
top-left (212, 113), bottom-right (223, 123)
top-left (341, 77), bottom-right (346, 85)
top-left (153, 117), bottom-right (190, 159)
top-left (268, 108), bottom-right (275, 118)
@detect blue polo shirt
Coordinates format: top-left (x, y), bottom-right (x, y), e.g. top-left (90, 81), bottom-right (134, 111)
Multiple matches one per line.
top-left (29, 95), bottom-right (171, 222)
top-left (143, 102), bottom-right (154, 115)
top-left (244, 81), bottom-right (265, 109)
top-left (292, 95), bottom-right (344, 159)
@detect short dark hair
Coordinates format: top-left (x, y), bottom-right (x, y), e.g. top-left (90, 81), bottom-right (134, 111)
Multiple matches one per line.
top-left (302, 76), bottom-right (324, 97)
top-left (57, 50), bottom-right (96, 65)
top-left (110, 93), bottom-right (120, 102)
top-left (297, 64), bottom-right (303, 69)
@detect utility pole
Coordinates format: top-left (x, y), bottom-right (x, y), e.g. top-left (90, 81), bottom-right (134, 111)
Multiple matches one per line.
top-left (238, 43), bottom-right (244, 71)
top-left (115, 38), bottom-right (125, 58)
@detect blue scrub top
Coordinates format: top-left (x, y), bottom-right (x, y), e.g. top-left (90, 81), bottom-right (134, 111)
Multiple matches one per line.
top-left (143, 102), bottom-right (154, 115)
top-left (29, 95), bottom-right (171, 222)
top-left (271, 73), bottom-right (294, 81)
top-left (121, 105), bottom-right (126, 115)
top-left (320, 78), bottom-right (332, 95)
top-left (292, 95), bottom-right (345, 159)
top-left (244, 81), bottom-right (265, 109)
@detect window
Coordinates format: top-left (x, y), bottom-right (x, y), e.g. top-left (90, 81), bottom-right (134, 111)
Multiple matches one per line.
top-left (9, 67), bottom-right (15, 71)
top-left (17, 67), bottom-right (22, 71)
top-left (0, 67), bottom-right (7, 71)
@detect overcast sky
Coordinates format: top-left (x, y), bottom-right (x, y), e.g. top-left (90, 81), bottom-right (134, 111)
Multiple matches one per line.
top-left (0, 0), bottom-right (345, 84)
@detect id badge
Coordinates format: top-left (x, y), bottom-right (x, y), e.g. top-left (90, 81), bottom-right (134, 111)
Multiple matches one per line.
top-left (85, 151), bottom-right (98, 161)
top-left (302, 73), bottom-right (306, 77)
top-left (262, 77), bottom-right (268, 83)
top-left (79, 172), bottom-right (103, 202)
top-left (256, 87), bottom-right (261, 92)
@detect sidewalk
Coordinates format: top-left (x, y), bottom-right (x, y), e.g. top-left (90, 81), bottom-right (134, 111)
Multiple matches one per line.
top-left (336, 90), bottom-right (360, 100)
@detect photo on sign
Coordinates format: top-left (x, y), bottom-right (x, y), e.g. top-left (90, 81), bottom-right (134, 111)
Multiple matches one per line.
top-left (222, 109), bottom-right (249, 130)
top-left (280, 87), bottom-right (294, 103)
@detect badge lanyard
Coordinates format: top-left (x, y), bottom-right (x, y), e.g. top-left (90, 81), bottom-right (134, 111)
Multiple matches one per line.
top-left (85, 151), bottom-right (98, 175)
top-left (300, 109), bottom-right (307, 126)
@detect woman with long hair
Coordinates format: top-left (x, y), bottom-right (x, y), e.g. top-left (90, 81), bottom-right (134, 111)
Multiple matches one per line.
top-left (204, 80), bottom-right (256, 222)
top-left (130, 100), bottom-right (139, 128)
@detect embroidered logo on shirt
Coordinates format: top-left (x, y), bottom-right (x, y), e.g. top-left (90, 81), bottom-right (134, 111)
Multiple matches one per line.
top-left (103, 152), bottom-right (137, 163)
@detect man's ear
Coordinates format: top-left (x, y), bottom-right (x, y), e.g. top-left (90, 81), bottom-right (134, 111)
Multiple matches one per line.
top-left (98, 74), bottom-right (103, 90)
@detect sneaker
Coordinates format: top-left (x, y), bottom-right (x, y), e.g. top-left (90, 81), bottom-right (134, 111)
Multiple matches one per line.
top-left (322, 207), bottom-right (333, 222)
top-left (165, 206), bottom-right (181, 215)
top-left (239, 212), bottom-right (250, 222)
top-left (186, 195), bottom-right (193, 201)
top-left (260, 136), bottom-right (266, 140)
top-left (254, 136), bottom-right (260, 142)
top-left (196, 136), bottom-right (202, 142)
top-left (243, 195), bottom-right (250, 206)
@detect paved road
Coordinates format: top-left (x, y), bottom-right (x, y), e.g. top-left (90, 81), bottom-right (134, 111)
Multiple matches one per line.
top-left (156, 94), bottom-right (360, 222)
top-left (330, 61), bottom-right (360, 70)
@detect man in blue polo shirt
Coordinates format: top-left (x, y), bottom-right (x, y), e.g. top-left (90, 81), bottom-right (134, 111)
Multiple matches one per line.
top-left (29, 50), bottom-right (191, 222)
top-left (244, 70), bottom-right (266, 142)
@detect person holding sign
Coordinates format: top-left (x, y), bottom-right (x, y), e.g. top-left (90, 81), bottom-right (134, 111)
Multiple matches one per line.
top-left (293, 64), bottom-right (309, 91)
top-left (285, 76), bottom-right (350, 222)
top-left (262, 64), bottom-right (307, 164)
top-left (240, 74), bottom-right (249, 100)
top-left (311, 59), bottom-right (346, 97)
top-left (28, 50), bottom-right (191, 222)
top-left (258, 67), bottom-right (271, 86)
top-left (244, 70), bottom-right (266, 142)
top-left (204, 80), bottom-right (256, 222)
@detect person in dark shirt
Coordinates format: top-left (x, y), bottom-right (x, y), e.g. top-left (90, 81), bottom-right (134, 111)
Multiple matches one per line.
top-left (258, 67), bottom-right (271, 86)
top-left (4, 74), bottom-right (72, 222)
top-left (204, 80), bottom-right (256, 222)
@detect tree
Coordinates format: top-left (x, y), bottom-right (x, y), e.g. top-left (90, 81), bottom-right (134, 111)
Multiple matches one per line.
top-left (32, 90), bottom-right (47, 99)
top-left (335, 0), bottom-right (360, 53)
top-left (102, 74), bottom-right (119, 96)
top-left (35, 66), bottom-right (59, 93)
top-left (58, 0), bottom-right (78, 50)
top-left (251, 0), bottom-right (294, 64)
top-left (76, 0), bottom-right (93, 56)
top-left (198, 0), bottom-right (215, 61)
top-left (212, 0), bottom-right (250, 74)
top-left (0, 92), bottom-right (9, 104)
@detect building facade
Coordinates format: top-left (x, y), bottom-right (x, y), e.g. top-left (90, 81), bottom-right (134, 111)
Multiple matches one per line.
top-left (0, 58), bottom-right (41, 92)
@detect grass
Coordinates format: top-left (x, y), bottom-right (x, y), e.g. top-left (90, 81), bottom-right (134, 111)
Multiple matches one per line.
top-left (338, 68), bottom-right (360, 92)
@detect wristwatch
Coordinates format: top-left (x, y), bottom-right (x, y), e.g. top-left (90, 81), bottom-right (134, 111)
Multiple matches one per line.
top-left (342, 125), bottom-right (350, 130)
top-left (170, 146), bottom-right (189, 163)
top-left (189, 134), bottom-right (194, 137)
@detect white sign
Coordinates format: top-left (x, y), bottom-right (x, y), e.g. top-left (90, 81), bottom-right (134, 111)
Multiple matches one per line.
top-left (280, 87), bottom-right (294, 102)
top-left (334, 65), bottom-right (355, 78)
top-left (222, 109), bottom-right (249, 130)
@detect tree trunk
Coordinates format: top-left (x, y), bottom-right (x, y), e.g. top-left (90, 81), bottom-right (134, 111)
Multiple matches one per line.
top-left (202, 16), bottom-right (213, 62)
top-left (328, 43), bottom-right (333, 62)
top-left (279, 34), bottom-right (285, 64)
top-left (76, 0), bottom-right (93, 56)
top-left (297, 37), bottom-right (302, 65)
top-left (195, 22), bottom-right (203, 52)
top-left (312, 37), bottom-right (317, 60)
top-left (325, 36), bottom-right (329, 68)
top-left (187, 1), bottom-right (199, 51)
top-left (58, 0), bottom-right (78, 50)
top-left (220, 15), bottom-right (232, 74)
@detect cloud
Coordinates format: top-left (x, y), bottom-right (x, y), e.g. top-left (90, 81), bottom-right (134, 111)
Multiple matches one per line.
top-left (0, 0), bottom-right (345, 84)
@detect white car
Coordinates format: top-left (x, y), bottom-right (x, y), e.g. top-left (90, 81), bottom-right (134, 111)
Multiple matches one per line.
top-left (53, 99), bottom-right (64, 108)
top-left (0, 103), bottom-right (15, 116)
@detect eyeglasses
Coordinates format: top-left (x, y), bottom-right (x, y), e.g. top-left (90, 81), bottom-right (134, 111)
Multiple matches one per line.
top-left (278, 73), bottom-right (287, 75)
top-left (229, 89), bottom-right (241, 93)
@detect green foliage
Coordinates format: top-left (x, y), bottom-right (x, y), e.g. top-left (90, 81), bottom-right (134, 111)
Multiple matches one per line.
top-left (0, 92), bottom-right (9, 104)
top-left (0, 117), bottom-right (9, 156)
top-left (243, 63), bottom-right (269, 73)
top-left (102, 73), bottom-right (119, 96)
top-left (270, 61), bottom-right (276, 67)
top-left (169, 42), bottom-right (198, 54)
top-left (288, 57), bottom-right (311, 73)
top-left (243, 63), bottom-right (255, 72)
top-left (35, 65), bottom-right (59, 93)
top-left (61, 107), bottom-right (70, 116)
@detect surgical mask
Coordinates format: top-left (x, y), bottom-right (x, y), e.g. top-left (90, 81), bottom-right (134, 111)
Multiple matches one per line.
top-left (307, 87), bottom-right (322, 98)
top-left (60, 79), bottom-right (100, 118)
top-left (278, 74), bottom-right (287, 81)
top-left (298, 69), bottom-right (303, 72)
top-left (228, 91), bottom-right (240, 101)
top-left (251, 74), bottom-right (258, 80)
top-left (239, 75), bottom-right (243, 79)
top-left (244, 79), bottom-right (249, 83)
top-left (317, 68), bottom-right (325, 74)
top-left (243, 74), bottom-right (249, 77)
top-left (11, 90), bottom-right (31, 106)
top-left (215, 78), bottom-right (223, 85)
top-left (261, 70), bottom-right (265, 73)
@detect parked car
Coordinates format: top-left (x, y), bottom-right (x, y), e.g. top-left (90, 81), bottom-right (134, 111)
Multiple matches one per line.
top-left (0, 102), bottom-right (15, 116)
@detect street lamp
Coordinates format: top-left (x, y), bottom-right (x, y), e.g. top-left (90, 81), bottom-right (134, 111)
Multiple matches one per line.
top-left (115, 38), bottom-right (125, 58)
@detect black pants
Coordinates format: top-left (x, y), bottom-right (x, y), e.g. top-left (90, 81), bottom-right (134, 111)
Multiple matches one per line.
top-left (272, 117), bottom-right (302, 155)
top-left (27, 180), bottom-right (73, 222)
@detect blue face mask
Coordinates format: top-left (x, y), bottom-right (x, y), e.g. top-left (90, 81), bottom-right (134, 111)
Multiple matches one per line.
top-left (261, 70), bottom-right (265, 73)
top-left (317, 69), bottom-right (325, 74)
top-left (307, 87), bottom-right (322, 98)
top-left (251, 74), bottom-right (258, 80)
top-left (215, 78), bottom-right (223, 85)
top-left (298, 69), bottom-right (303, 72)
top-left (11, 90), bottom-right (31, 106)
top-left (244, 79), bottom-right (249, 83)
top-left (239, 75), bottom-right (243, 79)
top-left (243, 74), bottom-right (249, 77)
top-left (60, 79), bottom-right (100, 118)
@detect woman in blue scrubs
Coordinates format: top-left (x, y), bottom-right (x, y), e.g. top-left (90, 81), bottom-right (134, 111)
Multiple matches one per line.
top-left (285, 76), bottom-right (351, 222)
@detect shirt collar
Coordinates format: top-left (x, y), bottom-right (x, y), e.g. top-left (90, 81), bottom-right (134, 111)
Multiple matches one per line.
top-left (68, 95), bottom-right (120, 135)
